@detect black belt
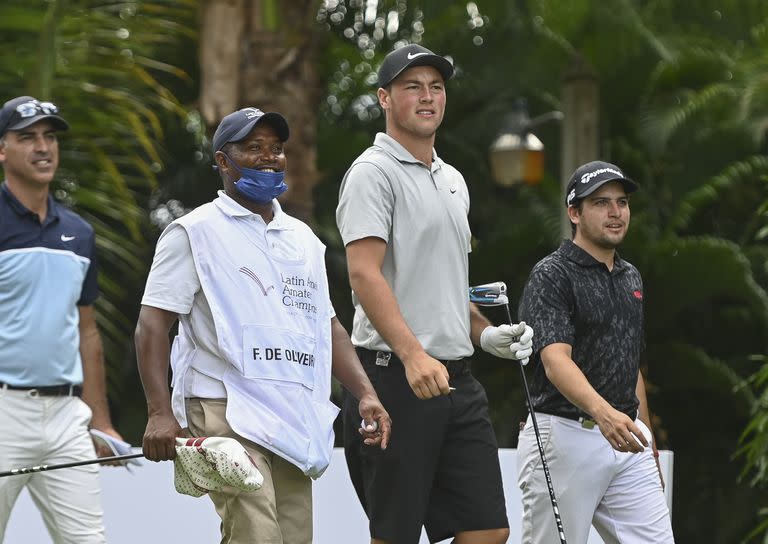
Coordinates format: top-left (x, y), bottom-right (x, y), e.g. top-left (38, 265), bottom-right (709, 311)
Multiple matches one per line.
top-left (440, 357), bottom-right (471, 377)
top-left (357, 348), bottom-right (471, 377)
top-left (0, 382), bottom-right (82, 397)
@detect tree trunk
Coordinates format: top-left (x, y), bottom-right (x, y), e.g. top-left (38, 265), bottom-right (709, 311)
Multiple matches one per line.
top-left (199, 0), bottom-right (324, 224)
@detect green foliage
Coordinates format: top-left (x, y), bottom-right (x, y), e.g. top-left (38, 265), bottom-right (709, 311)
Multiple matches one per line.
top-left (739, 358), bottom-right (768, 544)
top-left (739, 357), bottom-right (768, 486)
top-left (0, 0), bottom-right (195, 400)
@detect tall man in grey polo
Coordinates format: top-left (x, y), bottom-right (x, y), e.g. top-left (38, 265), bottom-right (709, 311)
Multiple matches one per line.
top-left (337, 133), bottom-right (473, 360)
top-left (336, 44), bottom-right (533, 544)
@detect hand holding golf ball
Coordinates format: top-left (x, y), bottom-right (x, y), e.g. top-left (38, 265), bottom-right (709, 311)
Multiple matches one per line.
top-left (360, 419), bottom-right (378, 432)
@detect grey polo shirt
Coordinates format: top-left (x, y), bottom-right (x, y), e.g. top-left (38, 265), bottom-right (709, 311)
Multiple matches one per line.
top-left (336, 132), bottom-right (474, 360)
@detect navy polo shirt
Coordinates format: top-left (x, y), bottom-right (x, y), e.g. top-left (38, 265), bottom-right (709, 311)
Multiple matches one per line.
top-left (0, 182), bottom-right (98, 386)
top-left (518, 240), bottom-right (644, 420)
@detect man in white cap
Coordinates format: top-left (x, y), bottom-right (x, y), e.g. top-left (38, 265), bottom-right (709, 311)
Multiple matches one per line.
top-left (517, 160), bottom-right (674, 543)
top-left (135, 106), bottom-right (391, 544)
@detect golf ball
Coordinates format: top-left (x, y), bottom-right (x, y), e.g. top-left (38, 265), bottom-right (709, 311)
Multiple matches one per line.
top-left (360, 419), bottom-right (378, 432)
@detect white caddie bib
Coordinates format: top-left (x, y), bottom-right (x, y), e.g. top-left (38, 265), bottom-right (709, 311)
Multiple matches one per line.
top-left (168, 198), bottom-right (338, 478)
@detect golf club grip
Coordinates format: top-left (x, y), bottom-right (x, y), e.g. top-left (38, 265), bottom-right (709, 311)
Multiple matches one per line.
top-left (0, 452), bottom-right (145, 478)
top-left (468, 282), bottom-right (508, 306)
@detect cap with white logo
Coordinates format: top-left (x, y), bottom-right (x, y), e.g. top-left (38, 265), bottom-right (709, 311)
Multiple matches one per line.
top-left (0, 96), bottom-right (68, 138)
top-left (565, 160), bottom-right (639, 207)
top-left (212, 107), bottom-right (289, 153)
top-left (377, 44), bottom-right (454, 88)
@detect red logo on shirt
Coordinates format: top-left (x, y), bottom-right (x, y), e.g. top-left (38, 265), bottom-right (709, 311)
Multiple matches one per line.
top-left (633, 290), bottom-right (643, 300)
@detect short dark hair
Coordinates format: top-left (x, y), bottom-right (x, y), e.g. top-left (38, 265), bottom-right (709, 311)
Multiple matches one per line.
top-left (216, 142), bottom-right (237, 183)
top-left (569, 200), bottom-right (583, 238)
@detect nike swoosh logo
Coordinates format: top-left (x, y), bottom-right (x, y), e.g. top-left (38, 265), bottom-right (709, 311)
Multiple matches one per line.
top-left (61, 234), bottom-right (76, 242)
top-left (450, 188), bottom-right (457, 194)
top-left (407, 52), bottom-right (429, 60)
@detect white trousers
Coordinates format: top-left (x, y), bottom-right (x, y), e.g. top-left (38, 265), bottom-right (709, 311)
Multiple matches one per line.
top-left (517, 413), bottom-right (674, 544)
top-left (0, 389), bottom-right (106, 544)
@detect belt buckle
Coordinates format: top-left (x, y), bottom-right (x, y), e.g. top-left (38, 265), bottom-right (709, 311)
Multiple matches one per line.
top-left (375, 351), bottom-right (391, 367)
top-left (27, 388), bottom-right (40, 398)
top-left (579, 417), bottom-right (596, 430)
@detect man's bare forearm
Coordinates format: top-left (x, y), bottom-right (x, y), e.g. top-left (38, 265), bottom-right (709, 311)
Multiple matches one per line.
top-left (345, 238), bottom-right (451, 399)
top-left (135, 306), bottom-right (177, 416)
top-left (79, 305), bottom-right (114, 430)
top-left (541, 343), bottom-right (611, 419)
top-left (330, 317), bottom-right (376, 400)
top-left (469, 303), bottom-right (493, 346)
top-left (349, 270), bottom-right (424, 360)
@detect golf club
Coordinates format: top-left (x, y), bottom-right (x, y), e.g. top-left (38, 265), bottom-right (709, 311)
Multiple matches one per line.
top-left (0, 453), bottom-right (145, 478)
top-left (470, 281), bottom-right (567, 544)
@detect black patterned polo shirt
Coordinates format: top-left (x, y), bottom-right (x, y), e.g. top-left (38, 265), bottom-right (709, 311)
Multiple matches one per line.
top-left (518, 240), bottom-right (644, 420)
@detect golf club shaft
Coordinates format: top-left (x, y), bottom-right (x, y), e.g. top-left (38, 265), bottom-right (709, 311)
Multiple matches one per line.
top-left (502, 303), bottom-right (568, 544)
top-left (0, 452), bottom-right (145, 478)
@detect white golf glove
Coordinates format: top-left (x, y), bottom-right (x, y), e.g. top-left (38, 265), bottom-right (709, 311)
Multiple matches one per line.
top-left (480, 322), bottom-right (534, 365)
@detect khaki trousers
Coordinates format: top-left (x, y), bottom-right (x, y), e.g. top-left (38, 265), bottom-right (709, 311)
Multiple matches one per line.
top-left (186, 398), bottom-right (312, 544)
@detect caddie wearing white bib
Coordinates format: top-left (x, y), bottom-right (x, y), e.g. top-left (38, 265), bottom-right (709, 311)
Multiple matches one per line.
top-left (135, 107), bottom-right (391, 544)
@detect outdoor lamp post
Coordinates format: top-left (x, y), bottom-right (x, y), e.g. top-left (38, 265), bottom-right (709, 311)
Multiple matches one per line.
top-left (489, 98), bottom-right (563, 187)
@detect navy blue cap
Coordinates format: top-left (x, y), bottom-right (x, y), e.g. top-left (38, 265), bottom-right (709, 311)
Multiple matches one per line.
top-left (212, 107), bottom-right (289, 153)
top-left (0, 96), bottom-right (69, 137)
top-left (565, 161), bottom-right (638, 207)
top-left (377, 44), bottom-right (454, 88)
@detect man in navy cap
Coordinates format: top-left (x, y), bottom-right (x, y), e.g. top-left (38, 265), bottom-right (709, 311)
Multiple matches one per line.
top-left (517, 161), bottom-right (674, 542)
top-left (0, 96), bottom-right (122, 543)
top-left (337, 44), bottom-right (531, 544)
top-left (135, 106), bottom-right (392, 543)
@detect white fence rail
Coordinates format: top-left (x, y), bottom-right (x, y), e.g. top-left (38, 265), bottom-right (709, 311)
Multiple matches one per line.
top-left (6, 449), bottom-right (673, 543)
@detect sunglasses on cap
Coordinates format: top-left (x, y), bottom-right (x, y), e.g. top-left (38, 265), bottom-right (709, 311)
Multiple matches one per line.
top-left (15, 100), bottom-right (60, 118)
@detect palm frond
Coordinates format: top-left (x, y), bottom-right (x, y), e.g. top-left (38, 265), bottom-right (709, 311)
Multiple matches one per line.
top-left (666, 156), bottom-right (768, 235)
top-left (639, 83), bottom-right (738, 154)
top-left (736, 359), bottom-right (768, 486)
top-left (648, 342), bottom-right (750, 398)
top-left (0, 0), bottom-right (196, 388)
top-left (645, 236), bottom-right (768, 329)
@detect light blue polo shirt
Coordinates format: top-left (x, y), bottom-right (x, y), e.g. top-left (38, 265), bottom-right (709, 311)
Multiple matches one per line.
top-left (0, 182), bottom-right (98, 386)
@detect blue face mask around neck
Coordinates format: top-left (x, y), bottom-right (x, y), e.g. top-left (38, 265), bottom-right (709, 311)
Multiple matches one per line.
top-left (223, 153), bottom-right (287, 204)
